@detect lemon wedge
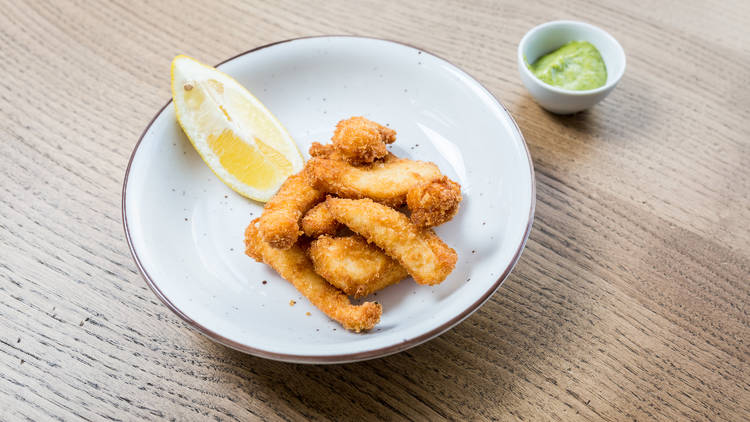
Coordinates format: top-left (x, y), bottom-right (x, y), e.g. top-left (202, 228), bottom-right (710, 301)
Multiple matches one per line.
top-left (171, 55), bottom-right (303, 202)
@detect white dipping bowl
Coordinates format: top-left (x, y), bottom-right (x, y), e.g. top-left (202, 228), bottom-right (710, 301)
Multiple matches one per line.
top-left (518, 20), bottom-right (626, 114)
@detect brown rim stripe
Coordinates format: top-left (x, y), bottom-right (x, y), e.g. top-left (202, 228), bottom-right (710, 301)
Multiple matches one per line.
top-left (121, 36), bottom-right (536, 364)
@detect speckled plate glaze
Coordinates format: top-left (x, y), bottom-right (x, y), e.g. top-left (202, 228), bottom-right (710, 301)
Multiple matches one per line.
top-left (123, 36), bottom-right (535, 364)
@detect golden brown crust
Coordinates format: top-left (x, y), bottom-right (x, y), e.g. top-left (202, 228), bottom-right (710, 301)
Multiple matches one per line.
top-left (245, 219), bottom-right (381, 332)
top-left (258, 172), bottom-right (325, 249)
top-left (249, 120), bottom-right (462, 330)
top-left (309, 235), bottom-right (408, 298)
top-left (325, 197), bottom-right (457, 285)
top-left (301, 202), bottom-right (340, 238)
top-left (407, 176), bottom-right (462, 227)
top-left (331, 116), bottom-right (397, 164)
top-left (308, 142), bottom-right (342, 160)
top-left (305, 153), bottom-right (441, 207)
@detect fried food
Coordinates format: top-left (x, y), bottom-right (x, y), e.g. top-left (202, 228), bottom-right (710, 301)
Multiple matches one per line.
top-left (244, 118), bottom-right (463, 330)
top-left (406, 176), bottom-right (463, 227)
top-left (309, 235), bottom-right (408, 298)
top-left (325, 197), bottom-right (457, 285)
top-left (245, 219), bottom-right (381, 332)
top-left (308, 142), bottom-right (342, 160)
top-left (306, 154), bottom-right (442, 207)
top-left (300, 202), bottom-right (340, 238)
top-left (258, 172), bottom-right (324, 249)
top-left (331, 116), bottom-right (397, 164)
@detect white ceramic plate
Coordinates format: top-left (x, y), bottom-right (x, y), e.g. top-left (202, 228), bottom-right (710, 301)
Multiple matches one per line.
top-left (123, 36), bottom-right (535, 364)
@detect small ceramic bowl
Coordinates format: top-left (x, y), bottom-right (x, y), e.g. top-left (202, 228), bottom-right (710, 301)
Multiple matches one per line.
top-left (518, 20), bottom-right (626, 114)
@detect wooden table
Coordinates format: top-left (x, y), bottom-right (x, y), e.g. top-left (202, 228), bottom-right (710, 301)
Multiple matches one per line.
top-left (2, 1), bottom-right (748, 420)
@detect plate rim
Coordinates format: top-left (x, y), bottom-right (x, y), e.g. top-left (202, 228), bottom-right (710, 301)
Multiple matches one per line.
top-left (121, 35), bottom-right (536, 364)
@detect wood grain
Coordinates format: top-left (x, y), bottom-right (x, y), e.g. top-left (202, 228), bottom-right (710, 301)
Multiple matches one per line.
top-left (1, 0), bottom-right (749, 420)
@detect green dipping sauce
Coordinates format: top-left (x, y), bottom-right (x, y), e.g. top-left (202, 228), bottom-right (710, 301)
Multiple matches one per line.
top-left (527, 41), bottom-right (607, 91)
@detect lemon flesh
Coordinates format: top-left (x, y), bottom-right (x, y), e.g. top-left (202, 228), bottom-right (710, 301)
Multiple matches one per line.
top-left (171, 55), bottom-right (303, 202)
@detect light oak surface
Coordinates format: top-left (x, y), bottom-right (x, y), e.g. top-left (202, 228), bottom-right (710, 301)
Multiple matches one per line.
top-left (1, 1), bottom-right (749, 420)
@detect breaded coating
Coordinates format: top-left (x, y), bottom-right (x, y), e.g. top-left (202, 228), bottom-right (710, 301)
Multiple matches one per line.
top-left (306, 153), bottom-right (442, 207)
top-left (301, 202), bottom-right (340, 238)
top-left (258, 172), bottom-right (325, 249)
top-left (406, 176), bottom-right (462, 227)
top-left (245, 219), bottom-right (382, 332)
top-left (309, 235), bottom-right (408, 298)
top-left (331, 116), bottom-right (397, 164)
top-left (325, 198), bottom-right (457, 285)
top-left (308, 142), bottom-right (342, 160)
